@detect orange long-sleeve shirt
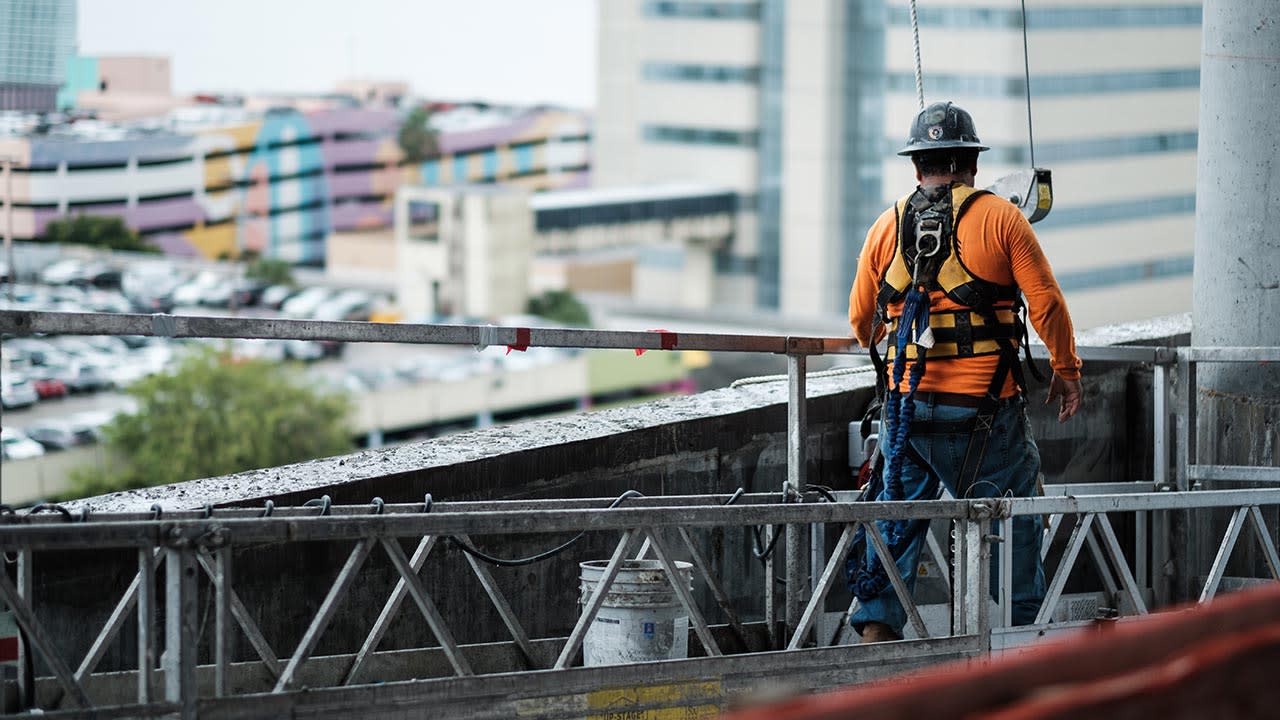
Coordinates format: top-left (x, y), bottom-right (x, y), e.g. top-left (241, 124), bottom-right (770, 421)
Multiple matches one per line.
top-left (849, 189), bottom-right (1082, 397)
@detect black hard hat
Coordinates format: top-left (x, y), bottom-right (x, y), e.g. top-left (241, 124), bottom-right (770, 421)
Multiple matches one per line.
top-left (897, 101), bottom-right (990, 156)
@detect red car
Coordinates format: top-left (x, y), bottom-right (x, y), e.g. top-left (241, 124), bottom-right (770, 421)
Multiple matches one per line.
top-left (32, 377), bottom-right (67, 399)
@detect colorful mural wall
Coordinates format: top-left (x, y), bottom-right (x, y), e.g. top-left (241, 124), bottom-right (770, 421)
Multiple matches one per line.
top-left (4, 107), bottom-right (591, 264)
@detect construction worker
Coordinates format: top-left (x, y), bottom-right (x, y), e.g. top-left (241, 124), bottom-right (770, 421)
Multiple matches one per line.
top-left (847, 101), bottom-right (1083, 642)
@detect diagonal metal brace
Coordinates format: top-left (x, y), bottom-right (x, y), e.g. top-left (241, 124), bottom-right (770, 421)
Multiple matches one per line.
top-left (456, 533), bottom-right (539, 669)
top-left (195, 550), bottom-right (283, 678)
top-left (864, 521), bottom-right (930, 639)
top-left (788, 524), bottom-right (858, 650)
top-left (555, 529), bottom-right (637, 669)
top-left (645, 528), bottom-right (721, 657)
top-left (0, 566), bottom-right (93, 708)
top-left (274, 538), bottom-right (375, 692)
top-left (344, 535), bottom-right (438, 685)
top-left (380, 538), bottom-right (473, 677)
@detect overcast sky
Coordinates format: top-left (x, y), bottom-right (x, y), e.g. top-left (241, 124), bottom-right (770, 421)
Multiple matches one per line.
top-left (78, 0), bottom-right (599, 108)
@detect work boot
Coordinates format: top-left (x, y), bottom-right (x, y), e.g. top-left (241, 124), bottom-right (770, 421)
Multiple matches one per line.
top-left (859, 621), bottom-right (902, 643)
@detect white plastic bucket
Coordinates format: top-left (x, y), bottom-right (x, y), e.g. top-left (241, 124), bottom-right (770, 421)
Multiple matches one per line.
top-left (579, 559), bottom-right (693, 666)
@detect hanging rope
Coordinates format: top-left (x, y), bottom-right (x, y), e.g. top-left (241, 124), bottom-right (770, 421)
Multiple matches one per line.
top-left (909, 0), bottom-right (925, 109)
top-left (1019, 0), bottom-right (1036, 168)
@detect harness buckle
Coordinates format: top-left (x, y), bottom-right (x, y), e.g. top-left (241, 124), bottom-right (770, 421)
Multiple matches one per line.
top-left (915, 217), bottom-right (944, 259)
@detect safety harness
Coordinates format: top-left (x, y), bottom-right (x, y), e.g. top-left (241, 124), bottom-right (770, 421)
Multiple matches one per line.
top-left (850, 183), bottom-right (1045, 602)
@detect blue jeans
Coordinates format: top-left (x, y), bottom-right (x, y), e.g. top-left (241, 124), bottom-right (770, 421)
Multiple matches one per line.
top-left (850, 395), bottom-right (1047, 635)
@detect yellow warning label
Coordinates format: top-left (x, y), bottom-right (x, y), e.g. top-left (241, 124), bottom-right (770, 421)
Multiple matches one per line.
top-left (587, 680), bottom-right (721, 720)
top-left (517, 679), bottom-right (722, 719)
top-left (1037, 182), bottom-right (1052, 209)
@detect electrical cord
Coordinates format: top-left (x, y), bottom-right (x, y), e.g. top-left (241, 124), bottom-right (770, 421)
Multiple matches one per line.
top-left (447, 490), bottom-right (645, 567)
top-left (734, 485), bottom-right (837, 567)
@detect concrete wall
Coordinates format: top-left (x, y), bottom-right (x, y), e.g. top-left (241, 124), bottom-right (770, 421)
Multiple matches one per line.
top-left (0, 445), bottom-right (109, 505)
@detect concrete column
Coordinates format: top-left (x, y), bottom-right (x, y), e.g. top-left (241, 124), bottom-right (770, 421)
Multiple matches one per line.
top-left (1192, 0), bottom-right (1280, 395)
top-left (1189, 1), bottom-right (1280, 596)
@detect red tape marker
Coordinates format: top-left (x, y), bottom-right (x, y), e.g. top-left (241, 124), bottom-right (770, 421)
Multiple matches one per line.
top-left (506, 327), bottom-right (530, 355)
top-left (0, 636), bottom-right (17, 665)
top-left (636, 329), bottom-right (677, 356)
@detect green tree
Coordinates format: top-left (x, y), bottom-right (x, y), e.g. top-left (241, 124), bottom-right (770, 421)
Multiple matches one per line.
top-left (245, 258), bottom-right (294, 286)
top-left (397, 106), bottom-right (439, 164)
top-left (43, 214), bottom-right (157, 253)
top-left (69, 347), bottom-right (353, 497)
top-left (527, 289), bottom-right (591, 327)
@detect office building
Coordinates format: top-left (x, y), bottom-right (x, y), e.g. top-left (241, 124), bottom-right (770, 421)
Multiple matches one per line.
top-left (595, 1), bottom-right (1201, 329)
top-left (0, 0), bottom-right (77, 112)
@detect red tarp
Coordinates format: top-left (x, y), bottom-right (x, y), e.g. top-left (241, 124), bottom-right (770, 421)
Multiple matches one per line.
top-left (726, 583), bottom-right (1280, 720)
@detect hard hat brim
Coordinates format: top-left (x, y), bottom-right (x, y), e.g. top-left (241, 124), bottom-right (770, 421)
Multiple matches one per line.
top-left (897, 140), bottom-right (991, 157)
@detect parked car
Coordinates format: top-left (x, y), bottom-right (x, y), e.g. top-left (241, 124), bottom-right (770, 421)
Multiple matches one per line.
top-left (39, 259), bottom-right (87, 285)
top-left (283, 339), bottom-right (325, 362)
top-left (172, 270), bottom-right (224, 307)
top-left (0, 375), bottom-right (39, 410)
top-left (232, 339), bottom-right (287, 363)
top-left (313, 289), bottom-right (373, 322)
top-left (1, 427), bottom-right (45, 460)
top-left (128, 289), bottom-right (177, 314)
top-left (4, 338), bottom-right (68, 367)
top-left (27, 369), bottom-right (68, 399)
top-left (123, 262), bottom-right (182, 313)
top-left (74, 263), bottom-right (123, 290)
top-left (25, 420), bottom-right (94, 451)
top-left (232, 279), bottom-right (271, 307)
top-left (281, 287), bottom-right (335, 318)
top-left (84, 290), bottom-right (132, 313)
top-left (261, 284), bottom-right (300, 310)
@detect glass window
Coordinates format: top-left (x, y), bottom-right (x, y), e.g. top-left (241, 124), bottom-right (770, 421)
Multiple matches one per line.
top-left (643, 1), bottom-right (761, 20)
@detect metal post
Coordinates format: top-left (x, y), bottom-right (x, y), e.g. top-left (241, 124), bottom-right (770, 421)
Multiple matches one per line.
top-left (1185, 358), bottom-right (1197, 489)
top-left (1153, 363), bottom-right (1169, 488)
top-left (213, 548), bottom-right (232, 697)
top-left (785, 353), bottom-right (806, 639)
top-left (764, 525), bottom-right (778, 648)
top-left (16, 550), bottom-right (32, 710)
top-left (953, 516), bottom-right (990, 642)
top-left (164, 549), bottom-right (199, 719)
top-left (137, 548), bottom-right (156, 704)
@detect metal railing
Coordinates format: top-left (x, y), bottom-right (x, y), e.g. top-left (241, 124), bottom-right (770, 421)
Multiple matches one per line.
top-left (2, 489), bottom-right (1280, 718)
top-left (1, 309), bottom-right (1276, 719)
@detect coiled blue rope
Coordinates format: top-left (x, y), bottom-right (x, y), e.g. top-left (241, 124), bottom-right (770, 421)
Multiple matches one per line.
top-left (851, 286), bottom-right (930, 601)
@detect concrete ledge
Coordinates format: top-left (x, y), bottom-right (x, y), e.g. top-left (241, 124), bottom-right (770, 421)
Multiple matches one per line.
top-left (72, 368), bottom-right (878, 513)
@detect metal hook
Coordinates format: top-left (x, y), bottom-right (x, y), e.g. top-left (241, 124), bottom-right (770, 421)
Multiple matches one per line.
top-left (371, 497), bottom-right (385, 515)
top-left (150, 503), bottom-right (163, 521)
top-left (261, 499), bottom-right (275, 518)
top-left (202, 503), bottom-right (214, 519)
top-left (422, 493), bottom-right (434, 514)
top-left (304, 495), bottom-right (332, 516)
top-left (28, 503), bottom-right (73, 520)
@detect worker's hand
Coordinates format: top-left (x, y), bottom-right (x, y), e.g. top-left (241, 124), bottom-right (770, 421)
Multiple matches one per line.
top-left (1045, 374), bottom-right (1082, 423)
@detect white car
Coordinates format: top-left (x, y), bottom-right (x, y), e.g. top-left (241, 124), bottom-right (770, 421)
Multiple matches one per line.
top-left (171, 271), bottom-right (224, 307)
top-left (39, 259), bottom-right (86, 285)
top-left (281, 287), bottom-right (335, 318)
top-left (1, 427), bottom-right (45, 460)
top-left (0, 374), bottom-right (39, 409)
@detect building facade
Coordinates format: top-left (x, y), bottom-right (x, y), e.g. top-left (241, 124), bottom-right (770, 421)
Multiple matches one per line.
top-left (595, 1), bottom-right (1201, 329)
top-left (0, 0), bottom-right (77, 112)
top-left (0, 105), bottom-right (590, 265)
